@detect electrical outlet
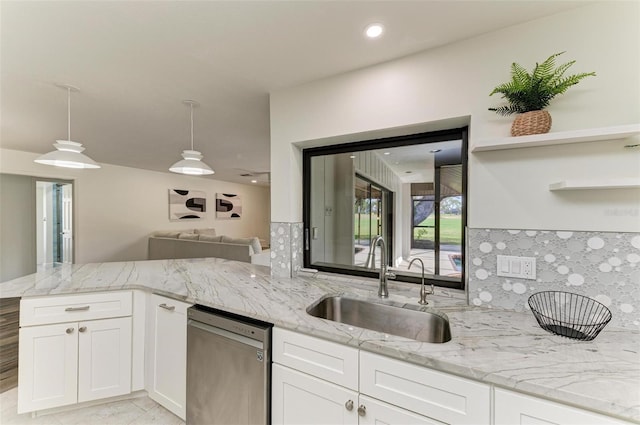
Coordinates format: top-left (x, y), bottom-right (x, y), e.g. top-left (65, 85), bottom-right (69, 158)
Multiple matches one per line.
top-left (522, 257), bottom-right (536, 279)
top-left (497, 255), bottom-right (536, 280)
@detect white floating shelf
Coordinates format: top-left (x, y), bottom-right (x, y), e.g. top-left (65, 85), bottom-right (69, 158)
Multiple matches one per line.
top-left (472, 124), bottom-right (640, 152)
top-left (549, 178), bottom-right (640, 191)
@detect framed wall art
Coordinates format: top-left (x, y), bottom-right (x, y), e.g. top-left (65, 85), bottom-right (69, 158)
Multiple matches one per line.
top-left (169, 189), bottom-right (206, 220)
top-left (216, 193), bottom-right (241, 219)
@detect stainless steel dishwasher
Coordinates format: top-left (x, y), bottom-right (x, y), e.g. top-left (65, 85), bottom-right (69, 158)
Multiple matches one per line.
top-left (186, 304), bottom-right (272, 425)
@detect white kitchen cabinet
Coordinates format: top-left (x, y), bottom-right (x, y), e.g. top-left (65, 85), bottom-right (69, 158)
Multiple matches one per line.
top-left (18, 316), bottom-right (132, 413)
top-left (494, 388), bottom-right (634, 425)
top-left (272, 363), bottom-right (443, 425)
top-left (360, 351), bottom-right (490, 425)
top-left (272, 363), bottom-right (358, 425)
top-left (77, 317), bottom-right (132, 403)
top-left (145, 293), bottom-right (192, 420)
top-left (18, 292), bottom-right (133, 414)
top-left (272, 328), bottom-right (461, 425)
top-left (18, 322), bottom-right (79, 412)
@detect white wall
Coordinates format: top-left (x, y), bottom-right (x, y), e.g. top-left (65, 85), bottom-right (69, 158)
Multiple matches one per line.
top-left (0, 174), bottom-right (36, 281)
top-left (270, 2), bottom-right (640, 232)
top-left (0, 148), bottom-right (270, 265)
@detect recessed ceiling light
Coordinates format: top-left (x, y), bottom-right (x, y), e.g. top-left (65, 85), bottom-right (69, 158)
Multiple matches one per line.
top-left (383, 151), bottom-right (391, 155)
top-left (349, 154), bottom-right (356, 159)
top-left (365, 23), bottom-right (384, 39)
top-left (430, 149), bottom-right (441, 153)
top-left (251, 179), bottom-right (258, 183)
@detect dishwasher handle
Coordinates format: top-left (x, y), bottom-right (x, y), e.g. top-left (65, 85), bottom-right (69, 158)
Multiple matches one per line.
top-left (188, 319), bottom-right (264, 350)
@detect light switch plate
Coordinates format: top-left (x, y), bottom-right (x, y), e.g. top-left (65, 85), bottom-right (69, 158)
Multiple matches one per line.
top-left (497, 255), bottom-right (536, 280)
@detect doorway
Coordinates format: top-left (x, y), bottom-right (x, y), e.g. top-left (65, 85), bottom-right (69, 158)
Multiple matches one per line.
top-left (36, 179), bottom-right (74, 269)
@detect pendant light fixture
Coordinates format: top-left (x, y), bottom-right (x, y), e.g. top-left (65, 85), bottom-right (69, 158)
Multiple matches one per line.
top-left (34, 84), bottom-right (100, 169)
top-left (169, 100), bottom-right (214, 175)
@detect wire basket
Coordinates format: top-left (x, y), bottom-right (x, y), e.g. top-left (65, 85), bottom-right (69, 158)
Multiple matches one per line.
top-left (527, 291), bottom-right (612, 341)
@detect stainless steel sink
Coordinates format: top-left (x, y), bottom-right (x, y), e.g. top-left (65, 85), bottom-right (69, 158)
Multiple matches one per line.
top-left (306, 295), bottom-right (451, 343)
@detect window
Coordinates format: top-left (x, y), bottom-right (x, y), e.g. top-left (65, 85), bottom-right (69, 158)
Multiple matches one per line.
top-left (303, 127), bottom-right (468, 290)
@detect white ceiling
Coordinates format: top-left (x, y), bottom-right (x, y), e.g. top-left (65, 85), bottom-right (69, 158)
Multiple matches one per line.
top-left (373, 140), bottom-right (462, 184)
top-left (1, 1), bottom-right (589, 186)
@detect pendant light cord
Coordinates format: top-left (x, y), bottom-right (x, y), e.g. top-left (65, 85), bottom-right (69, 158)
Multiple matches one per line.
top-left (190, 103), bottom-right (194, 151)
top-left (67, 87), bottom-right (71, 140)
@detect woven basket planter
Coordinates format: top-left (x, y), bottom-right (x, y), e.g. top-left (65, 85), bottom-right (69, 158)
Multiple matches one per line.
top-left (511, 110), bottom-right (552, 136)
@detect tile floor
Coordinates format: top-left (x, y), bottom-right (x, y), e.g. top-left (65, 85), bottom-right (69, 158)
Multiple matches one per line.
top-left (0, 388), bottom-right (184, 425)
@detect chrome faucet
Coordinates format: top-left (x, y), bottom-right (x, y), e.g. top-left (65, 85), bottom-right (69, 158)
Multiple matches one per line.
top-left (408, 257), bottom-right (434, 305)
top-left (371, 236), bottom-right (394, 298)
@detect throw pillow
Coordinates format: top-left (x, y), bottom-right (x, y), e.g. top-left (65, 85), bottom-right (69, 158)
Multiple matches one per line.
top-left (178, 232), bottom-right (200, 240)
top-left (249, 237), bottom-right (262, 254)
top-left (198, 235), bottom-right (223, 242)
top-left (195, 228), bottom-right (217, 236)
top-left (153, 231), bottom-right (181, 238)
top-left (221, 236), bottom-right (262, 254)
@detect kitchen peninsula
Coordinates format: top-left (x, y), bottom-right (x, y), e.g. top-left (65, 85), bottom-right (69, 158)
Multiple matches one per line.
top-left (1, 258), bottom-right (638, 424)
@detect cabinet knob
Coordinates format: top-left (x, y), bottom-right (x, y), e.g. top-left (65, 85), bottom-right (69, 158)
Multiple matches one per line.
top-left (357, 405), bottom-right (366, 417)
top-left (66, 327), bottom-right (74, 334)
top-left (79, 326), bottom-right (87, 333)
top-left (345, 400), bottom-right (354, 411)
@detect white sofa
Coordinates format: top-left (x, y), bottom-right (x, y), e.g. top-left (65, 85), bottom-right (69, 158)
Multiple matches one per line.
top-left (148, 228), bottom-right (270, 266)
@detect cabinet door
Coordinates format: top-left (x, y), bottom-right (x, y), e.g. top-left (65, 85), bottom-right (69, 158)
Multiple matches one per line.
top-left (17, 323), bottom-right (78, 413)
top-left (494, 388), bottom-right (633, 425)
top-left (147, 294), bottom-right (190, 420)
top-left (77, 317), bottom-right (132, 403)
top-left (358, 395), bottom-right (445, 425)
top-left (272, 364), bottom-right (358, 425)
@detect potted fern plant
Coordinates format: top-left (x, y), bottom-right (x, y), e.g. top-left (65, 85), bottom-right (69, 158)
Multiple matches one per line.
top-left (489, 52), bottom-right (595, 136)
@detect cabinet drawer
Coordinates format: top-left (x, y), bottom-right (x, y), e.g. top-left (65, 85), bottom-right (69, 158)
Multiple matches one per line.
top-left (20, 291), bottom-right (133, 326)
top-left (273, 328), bottom-right (359, 391)
top-left (495, 388), bottom-right (633, 425)
top-left (360, 351), bottom-right (490, 425)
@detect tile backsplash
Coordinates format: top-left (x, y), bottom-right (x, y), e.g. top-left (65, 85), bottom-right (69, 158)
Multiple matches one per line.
top-left (468, 228), bottom-right (640, 329)
top-left (270, 222), bottom-right (303, 278)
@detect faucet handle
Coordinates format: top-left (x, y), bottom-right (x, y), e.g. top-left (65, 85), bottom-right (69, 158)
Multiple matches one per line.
top-left (418, 283), bottom-right (435, 305)
top-left (386, 271), bottom-right (396, 280)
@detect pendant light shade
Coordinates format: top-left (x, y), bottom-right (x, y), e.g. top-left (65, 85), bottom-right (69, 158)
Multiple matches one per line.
top-left (169, 100), bottom-right (214, 175)
top-left (34, 84), bottom-right (100, 169)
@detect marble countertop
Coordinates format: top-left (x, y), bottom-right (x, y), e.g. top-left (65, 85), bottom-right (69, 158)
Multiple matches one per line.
top-left (1, 258), bottom-right (638, 423)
